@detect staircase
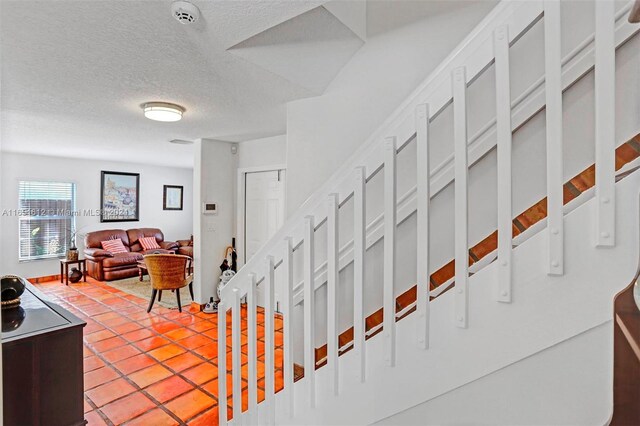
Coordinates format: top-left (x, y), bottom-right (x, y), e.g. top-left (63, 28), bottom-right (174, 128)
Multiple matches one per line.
top-left (216, 1), bottom-right (640, 424)
top-left (311, 136), bottom-right (640, 368)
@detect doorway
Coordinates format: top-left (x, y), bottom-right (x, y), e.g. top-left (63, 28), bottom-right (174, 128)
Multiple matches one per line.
top-left (237, 166), bottom-right (286, 266)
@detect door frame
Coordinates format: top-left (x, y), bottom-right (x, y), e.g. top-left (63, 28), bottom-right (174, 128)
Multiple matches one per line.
top-left (236, 164), bottom-right (287, 268)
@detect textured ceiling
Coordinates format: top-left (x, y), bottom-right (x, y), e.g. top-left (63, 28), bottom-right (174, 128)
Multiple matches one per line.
top-left (0, 0), bottom-right (324, 167)
top-left (0, 0), bottom-right (484, 167)
top-left (228, 5), bottom-right (365, 94)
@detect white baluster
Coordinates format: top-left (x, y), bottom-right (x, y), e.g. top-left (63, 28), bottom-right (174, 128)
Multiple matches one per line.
top-left (264, 256), bottom-right (275, 425)
top-left (327, 193), bottom-right (339, 394)
top-left (353, 167), bottom-right (366, 382)
top-left (283, 238), bottom-right (294, 417)
top-left (595, 0), bottom-right (616, 247)
top-left (416, 103), bottom-right (431, 349)
top-left (232, 289), bottom-right (243, 425)
top-left (384, 136), bottom-right (397, 366)
top-left (544, 0), bottom-right (564, 276)
top-left (494, 25), bottom-right (513, 303)
top-left (453, 66), bottom-right (469, 328)
top-left (218, 301), bottom-right (228, 426)
top-left (303, 216), bottom-right (316, 407)
top-left (247, 274), bottom-right (257, 423)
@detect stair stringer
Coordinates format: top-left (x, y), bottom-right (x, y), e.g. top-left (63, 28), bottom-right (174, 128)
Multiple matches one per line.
top-left (276, 169), bottom-right (640, 425)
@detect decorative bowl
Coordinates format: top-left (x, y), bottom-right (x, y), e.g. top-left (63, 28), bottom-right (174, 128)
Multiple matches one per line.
top-left (1, 275), bottom-right (27, 306)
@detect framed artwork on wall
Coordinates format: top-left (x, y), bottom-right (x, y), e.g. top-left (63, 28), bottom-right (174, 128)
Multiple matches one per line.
top-left (100, 171), bottom-right (140, 222)
top-left (163, 185), bottom-right (183, 211)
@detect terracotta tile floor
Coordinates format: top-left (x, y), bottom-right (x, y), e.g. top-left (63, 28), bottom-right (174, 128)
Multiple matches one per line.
top-left (35, 277), bottom-right (285, 425)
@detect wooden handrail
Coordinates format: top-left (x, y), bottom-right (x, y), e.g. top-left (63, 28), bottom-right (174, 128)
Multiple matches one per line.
top-left (629, 0), bottom-right (640, 22)
top-left (611, 272), bottom-right (640, 424)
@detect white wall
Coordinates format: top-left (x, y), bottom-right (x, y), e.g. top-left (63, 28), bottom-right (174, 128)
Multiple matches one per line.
top-left (375, 322), bottom-right (613, 426)
top-left (193, 139), bottom-right (237, 304)
top-left (285, 1), bottom-right (498, 215)
top-left (0, 152), bottom-right (193, 278)
top-left (237, 134), bottom-right (286, 170)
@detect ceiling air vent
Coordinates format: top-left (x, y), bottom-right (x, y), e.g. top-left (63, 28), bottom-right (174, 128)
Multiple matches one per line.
top-left (171, 1), bottom-right (200, 25)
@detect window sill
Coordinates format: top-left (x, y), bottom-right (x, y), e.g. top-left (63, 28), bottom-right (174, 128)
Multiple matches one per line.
top-left (19, 256), bottom-right (65, 263)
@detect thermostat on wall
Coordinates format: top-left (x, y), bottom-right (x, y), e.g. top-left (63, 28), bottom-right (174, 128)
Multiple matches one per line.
top-left (202, 202), bottom-right (218, 215)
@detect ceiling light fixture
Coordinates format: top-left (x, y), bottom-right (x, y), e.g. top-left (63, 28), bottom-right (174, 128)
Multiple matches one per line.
top-left (142, 102), bottom-right (185, 122)
top-left (169, 139), bottom-right (193, 145)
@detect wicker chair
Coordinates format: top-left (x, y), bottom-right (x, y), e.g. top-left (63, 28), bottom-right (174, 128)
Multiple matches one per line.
top-left (144, 254), bottom-right (194, 313)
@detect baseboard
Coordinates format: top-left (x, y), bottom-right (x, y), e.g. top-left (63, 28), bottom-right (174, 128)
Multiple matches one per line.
top-left (27, 274), bottom-right (61, 283)
top-left (191, 301), bottom-right (205, 311)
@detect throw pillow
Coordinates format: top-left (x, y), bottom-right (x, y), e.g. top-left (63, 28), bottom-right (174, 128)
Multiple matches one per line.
top-left (140, 236), bottom-right (161, 250)
top-left (101, 238), bottom-right (128, 254)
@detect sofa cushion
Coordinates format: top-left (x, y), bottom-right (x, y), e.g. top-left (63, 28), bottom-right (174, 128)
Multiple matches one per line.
top-left (84, 248), bottom-right (113, 259)
top-left (86, 229), bottom-right (130, 249)
top-left (102, 252), bottom-right (143, 268)
top-left (101, 238), bottom-right (128, 254)
top-left (159, 240), bottom-right (179, 250)
top-left (139, 236), bottom-right (160, 250)
top-left (128, 228), bottom-right (165, 252)
top-left (178, 246), bottom-right (193, 257)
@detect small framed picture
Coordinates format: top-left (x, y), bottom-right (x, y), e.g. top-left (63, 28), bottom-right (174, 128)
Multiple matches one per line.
top-left (101, 171), bottom-right (140, 222)
top-left (163, 185), bottom-right (183, 211)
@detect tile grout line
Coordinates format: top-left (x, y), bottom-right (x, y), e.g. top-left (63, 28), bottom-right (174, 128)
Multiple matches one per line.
top-left (37, 279), bottom-right (287, 425)
top-left (45, 282), bottom-right (211, 425)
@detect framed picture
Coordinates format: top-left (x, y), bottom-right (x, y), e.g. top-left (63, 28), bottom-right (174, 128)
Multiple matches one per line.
top-left (163, 185), bottom-right (183, 211)
top-left (100, 171), bottom-right (140, 222)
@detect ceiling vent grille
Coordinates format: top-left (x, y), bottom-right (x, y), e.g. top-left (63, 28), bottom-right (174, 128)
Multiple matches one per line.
top-left (171, 1), bottom-right (200, 25)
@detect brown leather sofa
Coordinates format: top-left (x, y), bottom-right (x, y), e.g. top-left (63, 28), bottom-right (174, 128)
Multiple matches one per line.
top-left (84, 228), bottom-right (179, 281)
top-left (176, 236), bottom-right (193, 258)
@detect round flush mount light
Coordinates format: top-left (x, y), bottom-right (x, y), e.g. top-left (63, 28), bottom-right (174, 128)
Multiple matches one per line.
top-left (169, 139), bottom-right (193, 145)
top-left (142, 102), bottom-right (185, 122)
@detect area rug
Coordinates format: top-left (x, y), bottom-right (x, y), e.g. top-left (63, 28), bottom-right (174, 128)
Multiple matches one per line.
top-left (106, 276), bottom-right (192, 309)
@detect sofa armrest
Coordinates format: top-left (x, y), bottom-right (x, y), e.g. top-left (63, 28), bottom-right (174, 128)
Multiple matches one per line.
top-left (84, 248), bottom-right (113, 259)
top-left (177, 239), bottom-right (192, 247)
top-left (160, 240), bottom-right (179, 250)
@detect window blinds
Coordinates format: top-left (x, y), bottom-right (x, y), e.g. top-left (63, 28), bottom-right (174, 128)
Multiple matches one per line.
top-left (18, 181), bottom-right (76, 261)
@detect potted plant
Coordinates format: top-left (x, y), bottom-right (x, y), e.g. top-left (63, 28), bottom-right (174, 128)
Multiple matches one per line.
top-left (66, 226), bottom-right (81, 261)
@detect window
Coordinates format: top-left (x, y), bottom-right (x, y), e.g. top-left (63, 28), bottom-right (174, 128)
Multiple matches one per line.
top-left (18, 181), bottom-right (76, 261)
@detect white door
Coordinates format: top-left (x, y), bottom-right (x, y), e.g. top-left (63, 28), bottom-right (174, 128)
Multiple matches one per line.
top-left (244, 170), bottom-right (285, 263)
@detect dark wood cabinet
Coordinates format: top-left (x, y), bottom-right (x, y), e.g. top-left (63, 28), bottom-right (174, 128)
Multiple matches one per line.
top-left (2, 282), bottom-right (86, 426)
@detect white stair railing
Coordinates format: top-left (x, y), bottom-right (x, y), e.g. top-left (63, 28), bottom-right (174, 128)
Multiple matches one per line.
top-left (415, 103), bottom-right (430, 348)
top-left (383, 136), bottom-right (397, 364)
top-left (453, 66), bottom-right (469, 329)
top-left (494, 23), bottom-right (513, 303)
top-left (544, 0), bottom-right (564, 277)
top-left (353, 166), bottom-right (366, 379)
top-left (216, 1), bottom-right (635, 424)
top-left (595, 0), bottom-right (617, 247)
